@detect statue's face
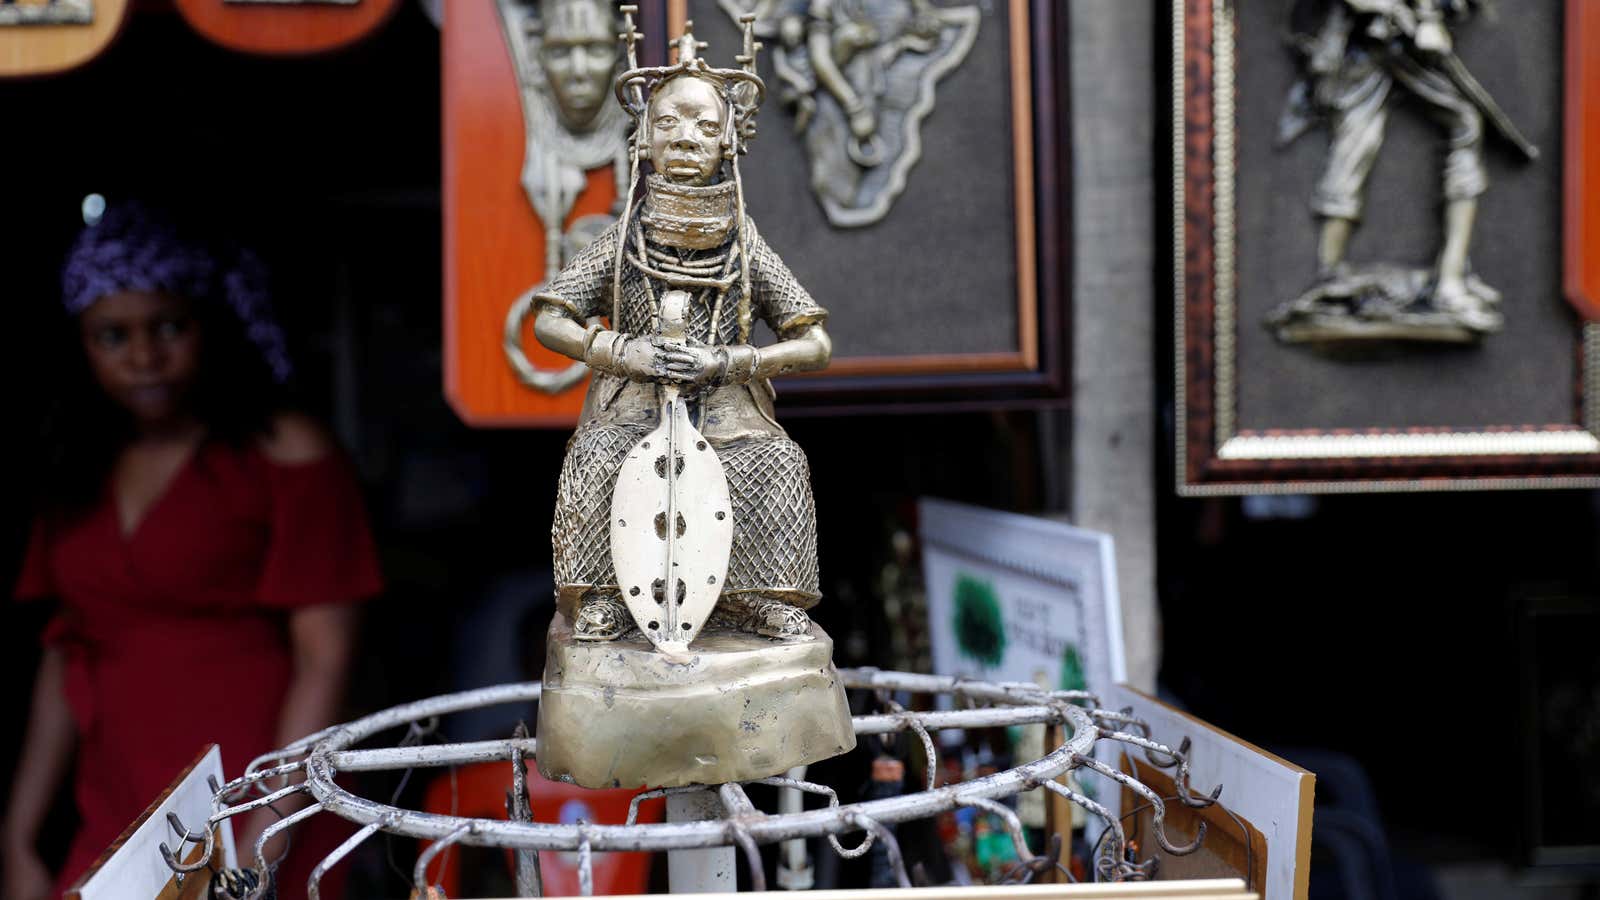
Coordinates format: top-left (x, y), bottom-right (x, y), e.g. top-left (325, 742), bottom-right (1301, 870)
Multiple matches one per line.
top-left (647, 76), bottom-right (727, 186)
top-left (539, 0), bottom-right (615, 129)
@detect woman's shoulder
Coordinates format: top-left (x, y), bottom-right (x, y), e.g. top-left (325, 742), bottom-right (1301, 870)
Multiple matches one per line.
top-left (255, 411), bottom-right (336, 466)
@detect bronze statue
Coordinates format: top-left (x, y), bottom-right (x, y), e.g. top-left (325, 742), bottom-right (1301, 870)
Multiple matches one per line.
top-left (533, 18), bottom-right (833, 646)
top-left (1268, 0), bottom-right (1537, 343)
top-left (718, 0), bottom-right (979, 227)
top-left (498, 0), bottom-right (632, 393)
top-left (532, 13), bottom-right (854, 790)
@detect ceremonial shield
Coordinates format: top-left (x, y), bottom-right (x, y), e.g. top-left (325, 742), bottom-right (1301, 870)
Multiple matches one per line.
top-left (610, 291), bottom-right (735, 651)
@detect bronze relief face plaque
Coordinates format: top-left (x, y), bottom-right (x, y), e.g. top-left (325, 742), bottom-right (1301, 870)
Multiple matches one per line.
top-left (1176, 0), bottom-right (1600, 494)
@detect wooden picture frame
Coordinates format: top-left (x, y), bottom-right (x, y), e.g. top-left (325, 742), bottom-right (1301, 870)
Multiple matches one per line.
top-left (1175, 0), bottom-right (1600, 494)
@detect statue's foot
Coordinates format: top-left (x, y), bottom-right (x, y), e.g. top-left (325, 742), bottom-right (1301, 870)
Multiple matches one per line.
top-left (573, 595), bottom-right (634, 641)
top-left (1432, 279), bottom-right (1501, 332)
top-left (753, 599), bottom-right (814, 642)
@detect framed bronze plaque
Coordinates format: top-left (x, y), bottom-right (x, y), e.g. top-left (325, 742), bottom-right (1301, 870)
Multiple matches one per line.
top-left (675, 0), bottom-right (1068, 409)
top-left (1177, 0), bottom-right (1600, 493)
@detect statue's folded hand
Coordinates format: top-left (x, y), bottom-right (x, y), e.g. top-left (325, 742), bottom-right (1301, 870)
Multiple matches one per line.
top-left (657, 340), bottom-right (723, 387)
top-left (608, 333), bottom-right (672, 382)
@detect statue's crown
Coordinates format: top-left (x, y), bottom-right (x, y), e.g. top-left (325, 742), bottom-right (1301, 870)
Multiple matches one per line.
top-left (613, 9), bottom-right (765, 153)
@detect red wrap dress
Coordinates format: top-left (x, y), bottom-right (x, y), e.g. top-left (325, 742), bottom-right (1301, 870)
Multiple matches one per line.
top-left (14, 439), bottom-right (382, 895)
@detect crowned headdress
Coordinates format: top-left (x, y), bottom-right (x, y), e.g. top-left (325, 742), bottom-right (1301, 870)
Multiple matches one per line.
top-left (607, 9), bottom-right (768, 342)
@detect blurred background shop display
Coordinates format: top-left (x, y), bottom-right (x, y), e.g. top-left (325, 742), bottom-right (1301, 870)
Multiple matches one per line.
top-left (1, 1), bottom-right (1597, 898)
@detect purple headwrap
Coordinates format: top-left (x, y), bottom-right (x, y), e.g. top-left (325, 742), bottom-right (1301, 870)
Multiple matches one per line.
top-left (61, 199), bottom-right (293, 383)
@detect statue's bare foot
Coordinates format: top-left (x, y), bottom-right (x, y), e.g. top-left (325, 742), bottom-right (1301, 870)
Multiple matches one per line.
top-left (573, 595), bottom-right (634, 641)
top-left (1433, 278), bottom-right (1499, 332)
top-left (753, 599), bottom-right (813, 641)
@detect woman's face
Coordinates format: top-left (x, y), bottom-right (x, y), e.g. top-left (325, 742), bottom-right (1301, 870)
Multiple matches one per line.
top-left (79, 290), bottom-right (203, 429)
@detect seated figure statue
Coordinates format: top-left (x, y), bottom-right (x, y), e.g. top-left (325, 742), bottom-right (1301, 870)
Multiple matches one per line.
top-left (532, 24), bottom-right (832, 643)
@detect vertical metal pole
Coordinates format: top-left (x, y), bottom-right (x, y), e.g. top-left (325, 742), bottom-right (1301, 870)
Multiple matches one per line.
top-left (667, 791), bottom-right (736, 893)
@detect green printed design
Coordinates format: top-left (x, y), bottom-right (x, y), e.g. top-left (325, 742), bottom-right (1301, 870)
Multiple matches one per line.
top-left (1059, 644), bottom-right (1086, 692)
top-left (952, 573), bottom-right (1005, 667)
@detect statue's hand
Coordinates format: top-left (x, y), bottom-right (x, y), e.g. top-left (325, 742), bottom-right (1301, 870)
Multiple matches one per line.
top-left (613, 335), bottom-right (672, 382)
top-left (848, 106), bottom-right (877, 140)
top-left (1414, 20), bottom-right (1452, 54)
top-left (657, 340), bottom-right (723, 387)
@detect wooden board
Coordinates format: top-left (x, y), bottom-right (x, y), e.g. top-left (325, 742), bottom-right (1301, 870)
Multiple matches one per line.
top-left (64, 745), bottom-right (235, 900)
top-left (1121, 760), bottom-right (1270, 893)
top-left (0, 0), bottom-right (129, 78)
top-left (1103, 687), bottom-right (1314, 900)
top-left (602, 881), bottom-right (1257, 899)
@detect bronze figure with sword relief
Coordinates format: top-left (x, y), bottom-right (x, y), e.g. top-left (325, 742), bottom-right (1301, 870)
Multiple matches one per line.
top-left (1268, 0), bottom-right (1538, 343)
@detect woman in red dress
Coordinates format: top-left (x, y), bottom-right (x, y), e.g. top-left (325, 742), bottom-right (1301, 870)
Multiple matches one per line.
top-left (1, 201), bottom-right (382, 900)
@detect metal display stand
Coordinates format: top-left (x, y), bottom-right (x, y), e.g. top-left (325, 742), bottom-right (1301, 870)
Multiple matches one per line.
top-left (162, 670), bottom-right (1221, 898)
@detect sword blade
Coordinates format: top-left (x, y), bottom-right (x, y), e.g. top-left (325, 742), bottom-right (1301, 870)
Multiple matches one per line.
top-left (1442, 53), bottom-right (1539, 160)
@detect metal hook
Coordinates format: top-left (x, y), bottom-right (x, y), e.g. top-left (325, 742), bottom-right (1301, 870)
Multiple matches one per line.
top-left (576, 825), bottom-right (595, 897)
top-left (1074, 754), bottom-right (1207, 856)
top-left (1041, 778), bottom-right (1131, 881)
top-left (1051, 689), bottom-right (1104, 708)
top-left (626, 785), bottom-right (711, 825)
top-left (743, 775), bottom-right (872, 859)
top-left (1091, 709), bottom-right (1179, 769)
top-left (245, 804), bottom-right (321, 899)
top-left (308, 816), bottom-right (392, 900)
top-left (1099, 729), bottom-right (1219, 809)
top-left (727, 822), bottom-right (767, 892)
top-left (222, 759), bottom-right (306, 803)
top-left (214, 782), bottom-right (309, 828)
top-left (507, 724), bottom-right (542, 900)
top-left (956, 798), bottom-right (1032, 863)
top-left (159, 812), bottom-right (215, 875)
top-left (413, 821), bottom-right (476, 896)
top-left (843, 813), bottom-right (910, 888)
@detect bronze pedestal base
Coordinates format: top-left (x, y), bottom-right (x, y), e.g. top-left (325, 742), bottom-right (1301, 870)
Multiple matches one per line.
top-left (536, 614), bottom-right (856, 789)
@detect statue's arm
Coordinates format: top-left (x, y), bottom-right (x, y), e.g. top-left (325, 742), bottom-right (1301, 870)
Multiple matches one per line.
top-left (761, 323), bottom-right (832, 376)
top-left (711, 321), bottom-right (830, 385)
top-left (531, 223), bottom-right (646, 376)
top-left (536, 304), bottom-right (666, 381)
top-left (533, 305), bottom-right (592, 362)
top-left (804, 1), bottom-right (874, 140)
top-left (714, 224), bottom-right (832, 383)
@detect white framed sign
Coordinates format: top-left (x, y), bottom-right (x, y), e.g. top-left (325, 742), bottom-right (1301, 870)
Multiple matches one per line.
top-left (919, 498), bottom-right (1126, 696)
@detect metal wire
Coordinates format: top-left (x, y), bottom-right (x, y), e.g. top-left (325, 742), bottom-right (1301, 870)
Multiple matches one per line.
top-left (168, 669), bottom-right (1215, 894)
top-left (413, 821), bottom-right (475, 895)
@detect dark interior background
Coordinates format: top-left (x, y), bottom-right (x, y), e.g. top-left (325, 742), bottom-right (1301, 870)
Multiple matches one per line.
top-left (1, 1), bottom-right (1596, 896)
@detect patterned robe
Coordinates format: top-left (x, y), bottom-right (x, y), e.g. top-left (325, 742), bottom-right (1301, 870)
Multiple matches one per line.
top-left (535, 218), bottom-right (829, 617)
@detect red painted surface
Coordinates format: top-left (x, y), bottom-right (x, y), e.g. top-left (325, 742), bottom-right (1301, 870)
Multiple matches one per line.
top-left (1566, 0), bottom-right (1600, 320)
top-left (174, 0), bottom-right (399, 56)
top-left (420, 763), bottom-right (664, 896)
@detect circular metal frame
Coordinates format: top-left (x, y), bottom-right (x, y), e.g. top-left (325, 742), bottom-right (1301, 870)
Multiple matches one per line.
top-left (172, 669), bottom-right (1221, 898)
